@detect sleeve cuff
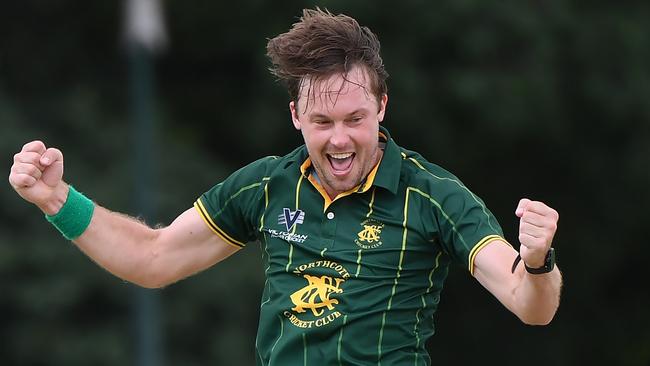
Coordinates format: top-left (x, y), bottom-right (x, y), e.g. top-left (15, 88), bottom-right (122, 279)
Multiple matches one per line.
top-left (194, 198), bottom-right (246, 249)
top-left (468, 235), bottom-right (510, 275)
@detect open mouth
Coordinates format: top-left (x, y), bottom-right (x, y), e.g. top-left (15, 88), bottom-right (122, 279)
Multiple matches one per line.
top-left (327, 152), bottom-right (355, 175)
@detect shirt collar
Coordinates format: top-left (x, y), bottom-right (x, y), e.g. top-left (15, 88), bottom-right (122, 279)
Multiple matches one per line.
top-left (373, 125), bottom-right (402, 194)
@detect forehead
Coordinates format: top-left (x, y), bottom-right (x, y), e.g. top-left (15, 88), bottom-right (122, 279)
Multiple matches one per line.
top-left (297, 66), bottom-right (377, 114)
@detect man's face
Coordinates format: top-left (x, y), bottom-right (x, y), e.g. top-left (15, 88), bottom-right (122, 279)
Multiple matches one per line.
top-left (290, 66), bottom-right (388, 198)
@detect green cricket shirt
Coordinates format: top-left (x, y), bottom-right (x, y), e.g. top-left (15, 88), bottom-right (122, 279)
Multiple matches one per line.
top-left (195, 126), bottom-right (506, 365)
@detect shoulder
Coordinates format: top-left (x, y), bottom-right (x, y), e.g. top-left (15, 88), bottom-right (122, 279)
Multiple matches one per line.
top-left (398, 147), bottom-right (467, 194)
top-left (200, 146), bottom-right (307, 213)
top-left (396, 146), bottom-right (504, 248)
top-left (395, 147), bottom-right (494, 217)
top-left (227, 145), bottom-right (306, 185)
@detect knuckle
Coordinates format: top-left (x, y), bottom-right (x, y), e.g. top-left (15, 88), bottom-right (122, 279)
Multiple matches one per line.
top-left (26, 164), bottom-right (40, 176)
top-left (9, 174), bottom-right (24, 188)
top-left (14, 151), bottom-right (39, 164)
top-left (22, 175), bottom-right (36, 186)
top-left (14, 175), bottom-right (26, 186)
top-left (21, 140), bottom-right (45, 153)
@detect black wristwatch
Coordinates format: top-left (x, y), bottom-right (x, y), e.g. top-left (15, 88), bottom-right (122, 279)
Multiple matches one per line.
top-left (524, 248), bottom-right (556, 274)
top-left (511, 248), bottom-right (556, 274)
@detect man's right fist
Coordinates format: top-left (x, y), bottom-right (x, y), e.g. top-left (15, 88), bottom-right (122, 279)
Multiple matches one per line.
top-left (9, 141), bottom-right (67, 215)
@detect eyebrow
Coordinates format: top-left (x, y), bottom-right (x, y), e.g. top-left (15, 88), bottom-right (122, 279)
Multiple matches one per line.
top-left (309, 108), bottom-right (369, 120)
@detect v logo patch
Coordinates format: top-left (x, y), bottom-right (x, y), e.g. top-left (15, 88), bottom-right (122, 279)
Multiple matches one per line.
top-left (278, 208), bottom-right (305, 231)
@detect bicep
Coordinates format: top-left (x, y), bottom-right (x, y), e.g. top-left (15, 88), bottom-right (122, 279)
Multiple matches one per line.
top-left (472, 240), bottom-right (522, 313)
top-left (154, 207), bottom-right (241, 286)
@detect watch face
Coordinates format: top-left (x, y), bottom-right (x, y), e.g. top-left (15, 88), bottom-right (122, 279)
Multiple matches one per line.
top-left (546, 248), bottom-right (556, 267)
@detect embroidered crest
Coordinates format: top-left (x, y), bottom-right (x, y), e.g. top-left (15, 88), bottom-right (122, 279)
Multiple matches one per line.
top-left (354, 219), bottom-right (384, 249)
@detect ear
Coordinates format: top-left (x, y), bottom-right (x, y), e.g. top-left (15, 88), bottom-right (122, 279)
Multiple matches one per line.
top-left (289, 101), bottom-right (301, 130)
top-left (377, 94), bottom-right (388, 122)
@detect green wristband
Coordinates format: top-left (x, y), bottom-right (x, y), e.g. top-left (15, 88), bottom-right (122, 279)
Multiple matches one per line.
top-left (45, 186), bottom-right (95, 240)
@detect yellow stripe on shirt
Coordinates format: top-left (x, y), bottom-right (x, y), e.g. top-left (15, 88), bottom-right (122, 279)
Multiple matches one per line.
top-left (194, 198), bottom-right (246, 248)
top-left (468, 235), bottom-right (510, 275)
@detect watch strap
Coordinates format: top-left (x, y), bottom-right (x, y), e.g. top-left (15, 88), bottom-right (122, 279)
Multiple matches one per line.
top-left (511, 248), bottom-right (555, 274)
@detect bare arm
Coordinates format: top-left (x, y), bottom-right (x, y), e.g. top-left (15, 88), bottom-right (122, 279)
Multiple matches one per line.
top-left (473, 240), bottom-right (562, 325)
top-left (473, 199), bottom-right (562, 325)
top-left (9, 141), bottom-right (238, 288)
top-left (75, 203), bottom-right (239, 288)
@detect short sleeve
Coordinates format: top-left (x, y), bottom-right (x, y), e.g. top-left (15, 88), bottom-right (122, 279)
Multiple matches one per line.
top-left (434, 180), bottom-right (507, 274)
top-left (194, 157), bottom-right (273, 249)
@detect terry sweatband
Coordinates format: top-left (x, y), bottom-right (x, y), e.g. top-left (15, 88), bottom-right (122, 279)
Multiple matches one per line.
top-left (45, 186), bottom-right (95, 240)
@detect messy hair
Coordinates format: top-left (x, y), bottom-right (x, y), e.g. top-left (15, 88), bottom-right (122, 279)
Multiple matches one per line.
top-left (266, 8), bottom-right (388, 108)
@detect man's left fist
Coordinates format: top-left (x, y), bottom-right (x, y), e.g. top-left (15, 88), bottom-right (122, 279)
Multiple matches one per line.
top-left (515, 198), bottom-right (559, 268)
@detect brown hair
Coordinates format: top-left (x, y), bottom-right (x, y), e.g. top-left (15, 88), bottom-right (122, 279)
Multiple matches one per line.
top-left (266, 8), bottom-right (388, 108)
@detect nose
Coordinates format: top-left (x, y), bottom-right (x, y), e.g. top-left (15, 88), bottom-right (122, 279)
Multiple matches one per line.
top-left (329, 123), bottom-right (351, 149)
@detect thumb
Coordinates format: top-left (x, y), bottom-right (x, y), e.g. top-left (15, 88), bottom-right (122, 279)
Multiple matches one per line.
top-left (515, 198), bottom-right (531, 218)
top-left (40, 147), bottom-right (63, 167)
top-left (40, 147), bottom-right (64, 187)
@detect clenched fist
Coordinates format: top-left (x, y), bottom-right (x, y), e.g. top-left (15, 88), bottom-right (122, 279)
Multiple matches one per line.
top-left (8, 141), bottom-right (68, 215)
top-left (515, 198), bottom-right (559, 269)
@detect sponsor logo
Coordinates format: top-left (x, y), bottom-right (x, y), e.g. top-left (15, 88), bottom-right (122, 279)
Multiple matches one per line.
top-left (278, 208), bottom-right (305, 231)
top-left (268, 229), bottom-right (308, 244)
top-left (283, 261), bottom-right (351, 329)
top-left (268, 208), bottom-right (308, 243)
top-left (354, 219), bottom-right (384, 249)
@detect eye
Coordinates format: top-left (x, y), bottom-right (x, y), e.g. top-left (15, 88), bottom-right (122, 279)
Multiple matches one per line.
top-left (313, 119), bottom-right (331, 126)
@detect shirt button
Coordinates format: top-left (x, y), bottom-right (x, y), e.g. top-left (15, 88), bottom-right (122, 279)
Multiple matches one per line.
top-left (326, 212), bottom-right (335, 220)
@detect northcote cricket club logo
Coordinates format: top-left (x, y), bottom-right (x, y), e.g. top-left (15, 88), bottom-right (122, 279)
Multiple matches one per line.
top-left (283, 261), bottom-right (351, 329)
top-left (290, 275), bottom-right (344, 316)
top-left (354, 219), bottom-right (384, 249)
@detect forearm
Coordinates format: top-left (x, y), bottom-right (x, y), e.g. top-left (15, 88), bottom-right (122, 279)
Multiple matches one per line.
top-left (43, 183), bottom-right (165, 287)
top-left (11, 145), bottom-right (193, 288)
top-left (512, 265), bottom-right (562, 325)
top-left (72, 205), bottom-right (164, 288)
top-left (39, 183), bottom-right (236, 288)
top-left (474, 241), bottom-right (562, 326)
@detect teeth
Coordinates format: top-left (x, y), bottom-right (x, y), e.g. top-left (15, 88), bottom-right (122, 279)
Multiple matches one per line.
top-left (329, 153), bottom-right (353, 160)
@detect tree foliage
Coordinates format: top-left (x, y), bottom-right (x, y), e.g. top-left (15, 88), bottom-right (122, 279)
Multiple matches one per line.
top-left (1, 1), bottom-right (648, 365)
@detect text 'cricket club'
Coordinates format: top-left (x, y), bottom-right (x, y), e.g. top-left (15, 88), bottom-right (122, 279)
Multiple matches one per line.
top-left (279, 208), bottom-right (305, 231)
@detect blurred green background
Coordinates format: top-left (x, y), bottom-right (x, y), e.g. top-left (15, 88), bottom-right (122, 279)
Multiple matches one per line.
top-left (1, 1), bottom-right (649, 365)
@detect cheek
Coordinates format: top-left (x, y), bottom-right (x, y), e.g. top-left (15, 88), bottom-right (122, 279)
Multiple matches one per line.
top-left (357, 126), bottom-right (379, 149)
top-left (302, 129), bottom-right (325, 153)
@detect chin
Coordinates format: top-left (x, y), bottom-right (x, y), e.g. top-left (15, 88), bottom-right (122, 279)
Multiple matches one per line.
top-left (331, 177), bottom-right (361, 193)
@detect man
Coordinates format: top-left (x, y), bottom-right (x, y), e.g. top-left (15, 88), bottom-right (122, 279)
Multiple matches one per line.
top-left (8, 8), bottom-right (561, 365)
